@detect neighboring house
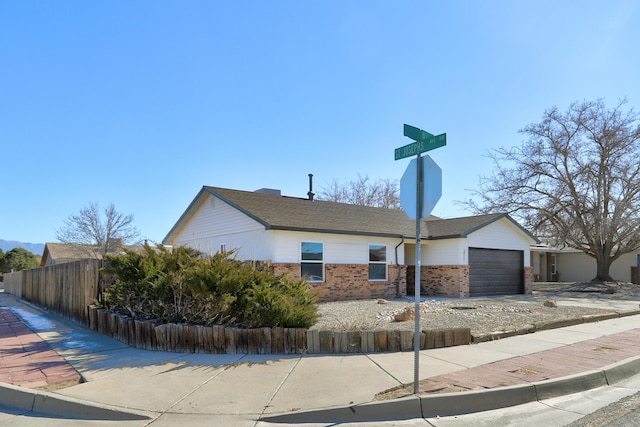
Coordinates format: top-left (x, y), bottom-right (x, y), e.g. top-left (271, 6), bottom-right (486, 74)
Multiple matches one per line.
top-left (40, 242), bottom-right (143, 266)
top-left (162, 186), bottom-right (539, 301)
top-left (41, 243), bottom-right (104, 266)
top-left (531, 245), bottom-right (640, 283)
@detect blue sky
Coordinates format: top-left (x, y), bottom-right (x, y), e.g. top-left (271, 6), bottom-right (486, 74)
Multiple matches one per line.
top-left (2, 1), bottom-right (639, 245)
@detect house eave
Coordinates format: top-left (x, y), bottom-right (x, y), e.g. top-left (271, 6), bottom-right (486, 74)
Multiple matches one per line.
top-left (269, 225), bottom-right (406, 239)
top-left (203, 187), bottom-right (271, 228)
top-left (457, 213), bottom-right (540, 244)
top-left (426, 234), bottom-right (464, 240)
top-left (162, 187), bottom-right (208, 244)
top-left (162, 186), bottom-right (273, 245)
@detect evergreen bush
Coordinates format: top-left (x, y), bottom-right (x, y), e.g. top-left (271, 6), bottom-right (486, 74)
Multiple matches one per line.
top-left (102, 244), bottom-right (318, 328)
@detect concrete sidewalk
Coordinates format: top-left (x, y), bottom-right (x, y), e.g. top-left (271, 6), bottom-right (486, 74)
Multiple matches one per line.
top-left (0, 290), bottom-right (639, 426)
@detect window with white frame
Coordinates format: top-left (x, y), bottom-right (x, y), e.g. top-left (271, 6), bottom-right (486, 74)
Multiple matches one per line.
top-left (368, 244), bottom-right (387, 281)
top-left (301, 242), bottom-right (324, 282)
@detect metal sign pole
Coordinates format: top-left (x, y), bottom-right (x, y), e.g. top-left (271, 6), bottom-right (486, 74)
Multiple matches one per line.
top-left (414, 153), bottom-right (423, 394)
top-left (397, 123), bottom-right (446, 396)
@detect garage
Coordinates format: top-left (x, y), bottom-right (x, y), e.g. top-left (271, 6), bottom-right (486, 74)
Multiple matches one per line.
top-left (469, 248), bottom-right (524, 296)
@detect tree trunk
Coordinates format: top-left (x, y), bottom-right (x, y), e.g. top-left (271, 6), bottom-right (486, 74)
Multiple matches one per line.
top-left (593, 257), bottom-right (614, 283)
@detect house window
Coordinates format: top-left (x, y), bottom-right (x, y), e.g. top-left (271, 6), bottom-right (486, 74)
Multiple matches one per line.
top-left (369, 244), bottom-right (387, 281)
top-left (301, 242), bottom-right (324, 282)
top-left (551, 253), bottom-right (557, 275)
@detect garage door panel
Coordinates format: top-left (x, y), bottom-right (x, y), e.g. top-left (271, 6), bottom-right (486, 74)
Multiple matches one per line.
top-left (469, 248), bottom-right (523, 296)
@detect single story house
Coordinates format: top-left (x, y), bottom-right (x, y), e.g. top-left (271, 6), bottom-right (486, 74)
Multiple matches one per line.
top-left (40, 242), bottom-right (143, 267)
top-left (41, 243), bottom-right (105, 266)
top-left (162, 186), bottom-right (539, 301)
top-left (531, 244), bottom-right (639, 284)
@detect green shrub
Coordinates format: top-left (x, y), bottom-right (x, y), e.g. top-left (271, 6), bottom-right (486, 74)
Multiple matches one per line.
top-left (244, 274), bottom-right (318, 328)
top-left (102, 244), bottom-right (318, 328)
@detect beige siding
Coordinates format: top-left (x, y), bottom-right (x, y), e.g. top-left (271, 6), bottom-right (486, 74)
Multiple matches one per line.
top-left (171, 194), bottom-right (271, 259)
top-left (465, 219), bottom-right (533, 267)
top-left (422, 239), bottom-right (464, 265)
top-left (557, 251), bottom-right (637, 282)
top-left (557, 251), bottom-right (595, 282)
top-left (611, 253), bottom-right (637, 282)
top-left (271, 230), bottom-right (405, 265)
top-left (414, 218), bottom-right (533, 267)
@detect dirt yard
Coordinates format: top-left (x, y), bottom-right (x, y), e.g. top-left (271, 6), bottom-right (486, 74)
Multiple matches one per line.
top-left (310, 282), bottom-right (640, 337)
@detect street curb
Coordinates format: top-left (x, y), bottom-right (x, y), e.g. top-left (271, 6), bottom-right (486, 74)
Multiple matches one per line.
top-left (259, 355), bottom-right (640, 424)
top-left (473, 309), bottom-right (640, 343)
top-left (534, 369), bottom-right (608, 401)
top-left (605, 355), bottom-right (640, 384)
top-left (260, 394), bottom-right (424, 424)
top-left (0, 381), bottom-right (150, 421)
top-left (418, 383), bottom-right (537, 418)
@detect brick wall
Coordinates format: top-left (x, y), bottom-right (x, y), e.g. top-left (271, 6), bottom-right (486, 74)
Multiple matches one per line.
top-left (407, 265), bottom-right (470, 297)
top-left (274, 262), bottom-right (532, 300)
top-left (524, 266), bottom-right (534, 294)
top-left (273, 263), bottom-right (406, 302)
top-left (423, 265), bottom-right (470, 297)
top-left (272, 263), bottom-right (298, 278)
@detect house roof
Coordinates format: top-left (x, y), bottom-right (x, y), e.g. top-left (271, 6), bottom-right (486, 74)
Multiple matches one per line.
top-left (423, 213), bottom-right (539, 242)
top-left (41, 243), bottom-right (104, 265)
top-left (40, 243), bottom-right (145, 266)
top-left (163, 186), bottom-right (539, 244)
top-left (204, 186), bottom-right (417, 237)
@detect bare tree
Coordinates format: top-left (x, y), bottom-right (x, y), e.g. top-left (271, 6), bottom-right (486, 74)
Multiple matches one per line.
top-left (56, 202), bottom-right (141, 254)
top-left (466, 99), bottom-right (640, 282)
top-left (316, 174), bottom-right (400, 209)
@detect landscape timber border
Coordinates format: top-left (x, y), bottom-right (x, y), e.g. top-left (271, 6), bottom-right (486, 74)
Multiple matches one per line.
top-left (85, 305), bottom-right (640, 355)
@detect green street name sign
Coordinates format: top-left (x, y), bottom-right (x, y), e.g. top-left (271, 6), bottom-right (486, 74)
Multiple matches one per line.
top-left (403, 123), bottom-right (433, 142)
top-left (395, 132), bottom-right (447, 160)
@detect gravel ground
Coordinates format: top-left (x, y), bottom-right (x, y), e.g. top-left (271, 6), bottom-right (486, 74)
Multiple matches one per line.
top-left (309, 282), bottom-right (640, 336)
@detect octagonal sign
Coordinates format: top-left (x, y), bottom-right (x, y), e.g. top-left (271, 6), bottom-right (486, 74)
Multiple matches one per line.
top-left (400, 154), bottom-right (442, 220)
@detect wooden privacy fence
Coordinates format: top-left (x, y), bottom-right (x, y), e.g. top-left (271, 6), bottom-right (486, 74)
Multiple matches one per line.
top-left (3, 270), bottom-right (23, 297)
top-left (3, 260), bottom-right (101, 325)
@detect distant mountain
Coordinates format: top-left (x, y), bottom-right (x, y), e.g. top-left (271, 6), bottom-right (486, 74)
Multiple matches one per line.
top-left (0, 240), bottom-right (45, 255)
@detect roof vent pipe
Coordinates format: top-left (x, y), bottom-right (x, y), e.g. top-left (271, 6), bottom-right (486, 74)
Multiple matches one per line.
top-left (307, 173), bottom-right (315, 201)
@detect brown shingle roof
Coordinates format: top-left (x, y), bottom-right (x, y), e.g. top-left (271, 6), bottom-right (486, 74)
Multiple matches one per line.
top-left (205, 186), bottom-right (414, 237)
top-left (41, 243), bottom-right (146, 266)
top-left (44, 243), bottom-right (103, 260)
top-left (424, 214), bottom-right (511, 239)
top-left (163, 186), bottom-right (537, 243)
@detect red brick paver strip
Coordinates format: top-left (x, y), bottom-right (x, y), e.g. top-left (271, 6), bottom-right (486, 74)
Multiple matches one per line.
top-left (0, 308), bottom-right (81, 390)
top-left (427, 328), bottom-right (640, 392)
